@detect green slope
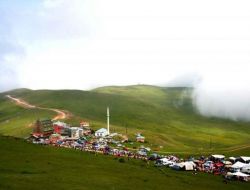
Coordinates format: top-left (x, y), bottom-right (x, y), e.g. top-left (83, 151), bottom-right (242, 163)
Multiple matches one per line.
top-left (0, 95), bottom-right (54, 137)
top-left (0, 136), bottom-right (249, 190)
top-left (1, 85), bottom-right (250, 153)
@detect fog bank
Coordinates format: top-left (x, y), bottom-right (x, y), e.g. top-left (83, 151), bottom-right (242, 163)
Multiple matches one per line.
top-left (192, 67), bottom-right (250, 121)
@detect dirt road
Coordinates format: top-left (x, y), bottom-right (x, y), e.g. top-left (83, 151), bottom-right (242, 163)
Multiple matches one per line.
top-left (6, 95), bottom-right (70, 121)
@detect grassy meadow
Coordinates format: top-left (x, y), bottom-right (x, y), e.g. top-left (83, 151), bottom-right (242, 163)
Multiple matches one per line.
top-left (0, 135), bottom-right (250, 190)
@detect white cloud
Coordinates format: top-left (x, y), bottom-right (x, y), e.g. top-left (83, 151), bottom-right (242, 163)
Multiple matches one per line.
top-left (1, 0), bottom-right (250, 120)
top-left (193, 64), bottom-right (250, 121)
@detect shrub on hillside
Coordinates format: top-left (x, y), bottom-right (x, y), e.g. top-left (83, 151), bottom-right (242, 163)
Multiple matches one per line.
top-left (118, 158), bottom-right (125, 163)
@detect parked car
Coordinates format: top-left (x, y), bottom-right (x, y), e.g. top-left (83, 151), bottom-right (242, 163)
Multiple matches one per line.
top-left (155, 158), bottom-right (175, 167)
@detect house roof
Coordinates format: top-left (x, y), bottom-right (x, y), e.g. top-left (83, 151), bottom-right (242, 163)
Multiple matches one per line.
top-left (96, 128), bottom-right (108, 133)
top-left (40, 119), bottom-right (52, 125)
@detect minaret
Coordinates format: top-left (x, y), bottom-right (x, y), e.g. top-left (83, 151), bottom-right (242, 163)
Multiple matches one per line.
top-left (107, 107), bottom-right (110, 135)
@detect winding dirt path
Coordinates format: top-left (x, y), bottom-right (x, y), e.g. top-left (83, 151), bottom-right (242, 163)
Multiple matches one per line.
top-left (223, 144), bottom-right (250, 153)
top-left (6, 95), bottom-right (70, 121)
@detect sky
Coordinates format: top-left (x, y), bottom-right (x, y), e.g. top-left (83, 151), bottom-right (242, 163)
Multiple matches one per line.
top-left (0, 0), bottom-right (250, 120)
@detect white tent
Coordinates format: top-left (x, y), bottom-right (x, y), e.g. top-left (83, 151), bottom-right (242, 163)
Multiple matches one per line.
top-left (223, 161), bottom-right (232, 165)
top-left (211, 155), bottom-right (225, 159)
top-left (178, 161), bottom-right (196, 171)
top-left (229, 157), bottom-right (236, 161)
top-left (240, 156), bottom-right (250, 163)
top-left (227, 172), bottom-right (250, 177)
top-left (231, 161), bottom-right (248, 169)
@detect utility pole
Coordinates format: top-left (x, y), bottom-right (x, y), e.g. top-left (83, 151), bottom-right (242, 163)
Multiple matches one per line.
top-left (209, 136), bottom-right (212, 150)
top-left (107, 107), bottom-right (110, 135)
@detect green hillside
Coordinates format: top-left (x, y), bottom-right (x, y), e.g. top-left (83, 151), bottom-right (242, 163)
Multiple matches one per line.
top-left (0, 135), bottom-right (249, 190)
top-left (0, 94), bottom-right (54, 137)
top-left (1, 85), bottom-right (250, 154)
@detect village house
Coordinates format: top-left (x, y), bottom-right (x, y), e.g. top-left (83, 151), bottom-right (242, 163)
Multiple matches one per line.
top-left (95, 128), bottom-right (108, 137)
top-left (32, 119), bottom-right (54, 138)
top-left (70, 127), bottom-right (84, 138)
top-left (53, 121), bottom-right (70, 136)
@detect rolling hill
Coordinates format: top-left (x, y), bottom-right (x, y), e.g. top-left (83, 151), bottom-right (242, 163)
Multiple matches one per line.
top-left (1, 85), bottom-right (250, 154)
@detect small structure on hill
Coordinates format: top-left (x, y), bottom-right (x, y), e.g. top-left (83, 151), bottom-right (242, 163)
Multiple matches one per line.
top-left (80, 121), bottom-right (90, 128)
top-left (80, 121), bottom-right (92, 135)
top-left (136, 133), bottom-right (145, 143)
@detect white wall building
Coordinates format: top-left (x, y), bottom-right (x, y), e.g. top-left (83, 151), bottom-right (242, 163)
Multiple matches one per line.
top-left (70, 127), bottom-right (83, 138)
top-left (95, 128), bottom-right (108, 137)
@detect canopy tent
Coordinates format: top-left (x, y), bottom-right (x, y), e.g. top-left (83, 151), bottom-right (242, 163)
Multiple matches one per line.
top-left (178, 161), bottom-right (196, 171)
top-left (223, 161), bottom-right (232, 165)
top-left (240, 156), bottom-right (250, 163)
top-left (211, 155), bottom-right (225, 159)
top-left (229, 157), bottom-right (236, 160)
top-left (227, 172), bottom-right (250, 177)
top-left (231, 161), bottom-right (248, 169)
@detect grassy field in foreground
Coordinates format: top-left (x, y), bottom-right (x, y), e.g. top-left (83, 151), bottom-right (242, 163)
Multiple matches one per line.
top-left (0, 135), bottom-right (249, 190)
top-left (1, 85), bottom-right (250, 154)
